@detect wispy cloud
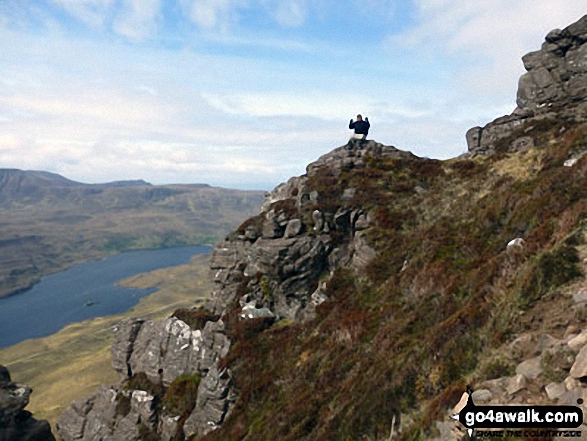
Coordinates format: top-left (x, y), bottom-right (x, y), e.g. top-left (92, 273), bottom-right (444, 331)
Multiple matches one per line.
top-left (112, 0), bottom-right (162, 41)
top-left (264, 0), bottom-right (308, 28)
top-left (179, 0), bottom-right (250, 32)
top-left (50, 0), bottom-right (115, 29)
top-left (388, 1), bottom-right (586, 99)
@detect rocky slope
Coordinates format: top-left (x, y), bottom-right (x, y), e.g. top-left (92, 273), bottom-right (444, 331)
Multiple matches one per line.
top-left (0, 365), bottom-right (54, 441)
top-left (54, 14), bottom-right (587, 441)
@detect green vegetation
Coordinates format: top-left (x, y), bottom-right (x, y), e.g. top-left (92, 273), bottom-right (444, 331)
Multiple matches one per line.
top-left (163, 374), bottom-right (201, 416)
top-left (197, 121), bottom-right (587, 440)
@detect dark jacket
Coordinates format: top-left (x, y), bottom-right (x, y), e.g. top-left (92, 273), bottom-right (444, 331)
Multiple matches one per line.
top-left (349, 118), bottom-right (370, 135)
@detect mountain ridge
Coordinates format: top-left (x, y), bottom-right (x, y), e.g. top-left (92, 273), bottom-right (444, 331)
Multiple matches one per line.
top-left (0, 169), bottom-right (264, 298)
top-left (11, 13), bottom-right (587, 441)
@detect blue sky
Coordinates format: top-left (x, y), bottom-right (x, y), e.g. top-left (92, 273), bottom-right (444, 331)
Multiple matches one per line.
top-left (0, 1), bottom-right (584, 190)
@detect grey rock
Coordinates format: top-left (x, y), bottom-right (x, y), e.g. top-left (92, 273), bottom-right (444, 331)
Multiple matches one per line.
top-left (57, 385), bottom-right (119, 441)
top-left (568, 330), bottom-right (587, 351)
top-left (522, 50), bottom-right (543, 71)
top-left (516, 356), bottom-right (543, 380)
top-left (468, 14), bottom-right (587, 156)
top-left (306, 140), bottom-right (415, 178)
top-left (510, 136), bottom-right (534, 151)
top-left (184, 366), bottom-right (236, 438)
top-left (262, 213), bottom-right (283, 239)
top-left (0, 366), bottom-right (10, 387)
top-left (545, 28), bottom-right (564, 43)
top-left (535, 333), bottom-right (561, 352)
top-left (506, 374), bottom-right (526, 396)
top-left (284, 219), bottom-right (303, 238)
top-left (471, 389), bottom-right (492, 403)
top-left (342, 187), bottom-right (356, 200)
top-left (545, 382), bottom-right (567, 401)
top-left (0, 365), bottom-right (55, 441)
top-left (558, 386), bottom-right (587, 407)
top-left (334, 208), bottom-right (350, 232)
top-left (352, 230), bottom-right (377, 270)
top-left (465, 127), bottom-right (482, 152)
top-left (567, 14), bottom-right (587, 40)
top-left (111, 317), bottom-right (144, 380)
top-left (573, 291), bottom-right (587, 304)
top-left (312, 210), bottom-right (324, 232)
top-left (564, 151), bottom-right (587, 167)
top-left (244, 225), bottom-right (260, 241)
top-left (353, 211), bottom-right (371, 231)
top-left (240, 302), bottom-right (275, 319)
top-left (131, 390), bottom-right (155, 423)
top-left (159, 414), bottom-right (181, 441)
top-left (506, 237), bottom-right (525, 254)
top-left (570, 345), bottom-right (587, 378)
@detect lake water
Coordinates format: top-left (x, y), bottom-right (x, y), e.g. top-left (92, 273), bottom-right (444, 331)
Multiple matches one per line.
top-left (0, 245), bottom-right (211, 348)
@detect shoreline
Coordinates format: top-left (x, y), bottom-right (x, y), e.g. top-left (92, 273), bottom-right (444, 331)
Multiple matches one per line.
top-left (0, 242), bottom-right (215, 300)
top-left (0, 245), bottom-right (213, 349)
top-left (0, 252), bottom-right (214, 429)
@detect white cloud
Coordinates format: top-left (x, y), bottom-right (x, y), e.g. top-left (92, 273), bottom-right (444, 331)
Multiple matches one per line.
top-left (267, 0), bottom-right (308, 28)
top-left (50, 0), bottom-right (115, 28)
top-left (180, 0), bottom-right (249, 31)
top-left (112, 0), bottom-right (161, 41)
top-left (389, 0), bottom-right (586, 102)
top-left (203, 91), bottom-right (430, 120)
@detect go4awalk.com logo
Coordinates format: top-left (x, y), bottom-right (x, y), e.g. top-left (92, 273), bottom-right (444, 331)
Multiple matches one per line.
top-left (451, 387), bottom-right (584, 438)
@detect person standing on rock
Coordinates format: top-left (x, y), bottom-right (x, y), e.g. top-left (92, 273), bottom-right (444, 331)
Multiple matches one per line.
top-left (349, 114), bottom-right (370, 141)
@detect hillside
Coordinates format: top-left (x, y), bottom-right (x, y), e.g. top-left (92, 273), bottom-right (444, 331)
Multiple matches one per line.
top-left (0, 253), bottom-right (213, 433)
top-left (24, 13), bottom-right (587, 441)
top-left (0, 170), bottom-right (264, 298)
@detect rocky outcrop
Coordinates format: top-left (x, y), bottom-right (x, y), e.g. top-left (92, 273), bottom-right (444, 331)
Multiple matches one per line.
top-left (207, 140), bottom-right (412, 321)
top-left (58, 139), bottom-right (409, 440)
top-left (0, 365), bottom-right (55, 441)
top-left (57, 317), bottom-right (233, 440)
top-left (467, 14), bottom-right (587, 155)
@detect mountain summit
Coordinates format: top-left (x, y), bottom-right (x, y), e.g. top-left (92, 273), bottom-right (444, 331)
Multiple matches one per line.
top-left (46, 13), bottom-right (587, 441)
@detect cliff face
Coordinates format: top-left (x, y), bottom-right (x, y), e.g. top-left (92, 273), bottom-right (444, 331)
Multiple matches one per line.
top-left (467, 14), bottom-right (587, 156)
top-left (56, 14), bottom-right (587, 441)
top-left (0, 365), bottom-right (55, 441)
top-left (56, 141), bottom-right (416, 440)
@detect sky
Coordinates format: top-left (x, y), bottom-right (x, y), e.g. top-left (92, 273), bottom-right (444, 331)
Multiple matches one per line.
top-left (0, 1), bottom-right (584, 190)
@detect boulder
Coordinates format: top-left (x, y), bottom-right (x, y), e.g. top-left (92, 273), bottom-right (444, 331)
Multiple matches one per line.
top-left (240, 302), bottom-right (275, 319)
top-left (545, 382), bottom-right (567, 401)
top-left (506, 374), bottom-right (527, 396)
top-left (506, 237), bottom-right (526, 254)
top-left (284, 219), bottom-right (303, 238)
top-left (516, 356), bottom-right (543, 380)
top-left (0, 365), bottom-right (55, 441)
top-left (570, 345), bottom-right (587, 378)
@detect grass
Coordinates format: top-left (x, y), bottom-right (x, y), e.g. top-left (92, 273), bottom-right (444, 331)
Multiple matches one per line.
top-left (0, 253), bottom-right (213, 431)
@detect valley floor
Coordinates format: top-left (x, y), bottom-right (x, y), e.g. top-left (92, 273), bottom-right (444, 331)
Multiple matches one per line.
top-left (0, 253), bottom-right (213, 430)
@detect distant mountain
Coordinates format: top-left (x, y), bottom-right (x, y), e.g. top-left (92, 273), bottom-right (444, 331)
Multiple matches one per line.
top-left (95, 179), bottom-right (152, 188)
top-left (0, 169), bottom-right (79, 198)
top-left (0, 169), bottom-right (264, 298)
top-left (0, 169), bottom-right (153, 198)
